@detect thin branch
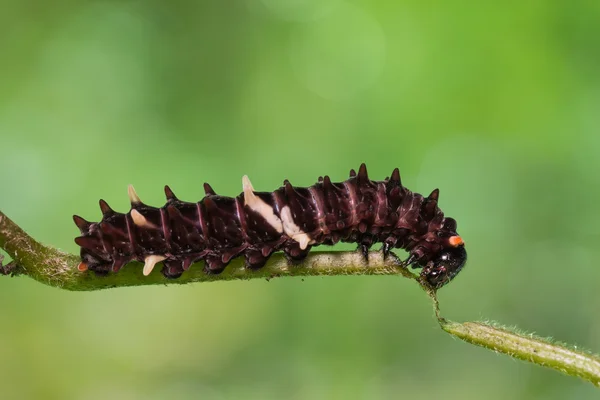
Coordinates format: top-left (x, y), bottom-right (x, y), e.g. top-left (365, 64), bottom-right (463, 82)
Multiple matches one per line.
top-left (3, 209), bottom-right (600, 387)
top-left (0, 210), bottom-right (415, 291)
top-left (426, 289), bottom-right (600, 388)
top-left (440, 320), bottom-right (600, 387)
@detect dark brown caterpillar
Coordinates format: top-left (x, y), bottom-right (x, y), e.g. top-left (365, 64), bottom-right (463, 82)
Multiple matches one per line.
top-left (73, 164), bottom-right (466, 288)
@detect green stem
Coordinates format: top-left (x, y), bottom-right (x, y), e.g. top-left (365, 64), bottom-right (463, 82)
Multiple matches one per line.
top-left (0, 210), bottom-right (415, 291)
top-left (427, 290), bottom-right (600, 388)
top-left (440, 320), bottom-right (600, 387)
top-left (3, 209), bottom-right (600, 388)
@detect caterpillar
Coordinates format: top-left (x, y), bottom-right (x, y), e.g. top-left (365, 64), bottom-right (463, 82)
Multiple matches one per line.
top-left (73, 164), bottom-right (466, 288)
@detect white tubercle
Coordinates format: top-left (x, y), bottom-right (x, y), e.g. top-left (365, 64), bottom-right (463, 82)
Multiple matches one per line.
top-left (143, 255), bottom-right (166, 276)
top-left (242, 175), bottom-right (283, 233)
top-left (280, 206), bottom-right (312, 250)
top-left (128, 184), bottom-right (142, 204)
top-left (130, 209), bottom-right (157, 229)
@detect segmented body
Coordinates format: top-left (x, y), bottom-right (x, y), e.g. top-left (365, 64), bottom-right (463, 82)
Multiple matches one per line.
top-left (74, 164), bottom-right (466, 288)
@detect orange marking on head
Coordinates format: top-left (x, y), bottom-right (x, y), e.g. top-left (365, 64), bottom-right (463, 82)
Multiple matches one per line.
top-left (77, 262), bottom-right (88, 272)
top-left (449, 236), bottom-right (464, 247)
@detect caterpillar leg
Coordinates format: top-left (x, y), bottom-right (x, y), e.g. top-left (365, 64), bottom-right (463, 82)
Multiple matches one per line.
top-left (382, 235), bottom-right (402, 260)
top-left (244, 249), bottom-right (269, 270)
top-left (161, 259), bottom-right (184, 279)
top-left (382, 242), bottom-right (392, 260)
top-left (283, 242), bottom-right (311, 263)
top-left (204, 255), bottom-right (228, 274)
top-left (360, 244), bottom-right (370, 262)
top-left (357, 235), bottom-right (375, 262)
top-left (403, 254), bottom-right (418, 267)
top-left (404, 248), bottom-right (429, 268)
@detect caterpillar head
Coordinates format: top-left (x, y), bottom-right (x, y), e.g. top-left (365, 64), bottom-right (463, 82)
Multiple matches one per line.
top-left (421, 242), bottom-right (467, 289)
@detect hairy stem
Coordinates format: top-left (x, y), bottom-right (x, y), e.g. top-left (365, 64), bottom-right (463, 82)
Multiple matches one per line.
top-left (0, 210), bottom-right (415, 291)
top-left (441, 320), bottom-right (600, 387)
top-left (427, 290), bottom-right (600, 388)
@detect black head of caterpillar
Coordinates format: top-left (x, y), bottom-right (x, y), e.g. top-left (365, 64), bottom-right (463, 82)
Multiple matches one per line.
top-left (73, 164), bottom-right (467, 289)
top-left (419, 243), bottom-right (467, 288)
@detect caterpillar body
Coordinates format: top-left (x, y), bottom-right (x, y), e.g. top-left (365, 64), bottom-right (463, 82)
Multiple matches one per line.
top-left (73, 164), bottom-right (466, 288)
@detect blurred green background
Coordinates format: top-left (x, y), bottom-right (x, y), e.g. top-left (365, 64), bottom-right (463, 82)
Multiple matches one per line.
top-left (1, 0), bottom-right (599, 398)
